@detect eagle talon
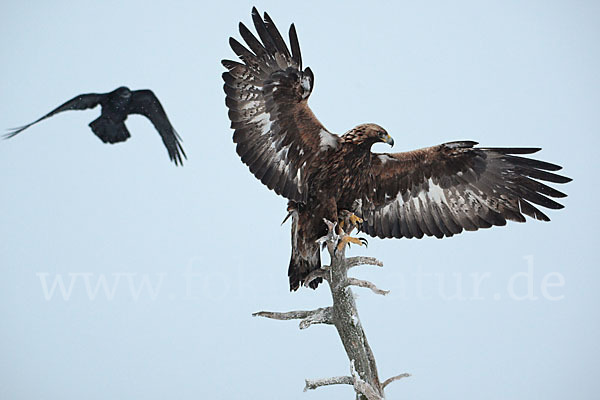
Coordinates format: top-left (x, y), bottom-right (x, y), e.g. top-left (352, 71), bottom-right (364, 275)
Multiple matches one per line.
top-left (349, 214), bottom-right (363, 226)
top-left (336, 235), bottom-right (368, 253)
top-left (338, 211), bottom-right (364, 235)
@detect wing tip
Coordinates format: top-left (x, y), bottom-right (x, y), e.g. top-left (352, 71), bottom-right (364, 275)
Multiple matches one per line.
top-left (4, 125), bottom-right (28, 138)
top-left (3, 131), bottom-right (19, 139)
top-left (560, 175), bottom-right (573, 184)
top-left (221, 59), bottom-right (240, 70)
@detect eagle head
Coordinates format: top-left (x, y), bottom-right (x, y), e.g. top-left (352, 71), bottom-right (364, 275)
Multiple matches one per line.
top-left (342, 123), bottom-right (394, 147)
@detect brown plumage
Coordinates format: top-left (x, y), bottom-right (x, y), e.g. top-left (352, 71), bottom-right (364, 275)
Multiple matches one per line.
top-left (223, 9), bottom-right (572, 291)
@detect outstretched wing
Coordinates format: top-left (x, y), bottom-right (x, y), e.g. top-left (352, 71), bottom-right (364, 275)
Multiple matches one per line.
top-left (5, 93), bottom-right (105, 139)
top-left (222, 7), bottom-right (341, 202)
top-left (361, 141), bottom-right (571, 239)
top-left (128, 90), bottom-right (186, 166)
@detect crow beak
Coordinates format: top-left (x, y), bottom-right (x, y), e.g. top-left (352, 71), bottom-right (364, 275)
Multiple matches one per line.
top-left (384, 134), bottom-right (394, 147)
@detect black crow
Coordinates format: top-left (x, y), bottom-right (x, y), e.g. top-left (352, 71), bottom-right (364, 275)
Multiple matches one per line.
top-left (6, 86), bottom-right (186, 165)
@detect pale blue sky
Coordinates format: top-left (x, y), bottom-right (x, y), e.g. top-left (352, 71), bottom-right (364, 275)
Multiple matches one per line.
top-left (1, 1), bottom-right (598, 399)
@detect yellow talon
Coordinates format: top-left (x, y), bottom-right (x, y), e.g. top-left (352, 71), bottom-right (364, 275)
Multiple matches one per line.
top-left (349, 214), bottom-right (363, 225)
top-left (340, 212), bottom-right (363, 235)
top-left (336, 235), bottom-right (368, 252)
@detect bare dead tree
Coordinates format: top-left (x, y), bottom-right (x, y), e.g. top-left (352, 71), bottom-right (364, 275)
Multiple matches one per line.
top-left (253, 219), bottom-right (410, 399)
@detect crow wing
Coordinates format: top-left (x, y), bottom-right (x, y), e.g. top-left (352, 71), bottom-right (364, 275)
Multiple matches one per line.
top-left (5, 93), bottom-right (105, 138)
top-left (128, 90), bottom-right (186, 166)
top-left (361, 141), bottom-right (572, 239)
top-left (222, 7), bottom-right (341, 202)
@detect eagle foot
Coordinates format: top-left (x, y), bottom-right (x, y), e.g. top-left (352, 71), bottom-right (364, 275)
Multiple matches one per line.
top-left (336, 235), bottom-right (368, 253)
top-left (338, 211), bottom-right (363, 235)
top-left (349, 214), bottom-right (363, 226)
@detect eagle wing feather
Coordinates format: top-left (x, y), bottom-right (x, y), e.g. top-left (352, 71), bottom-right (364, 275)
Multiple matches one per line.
top-left (222, 8), bottom-right (340, 202)
top-left (362, 142), bottom-right (571, 239)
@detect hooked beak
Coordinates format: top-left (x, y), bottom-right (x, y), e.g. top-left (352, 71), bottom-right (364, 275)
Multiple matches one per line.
top-left (383, 134), bottom-right (394, 147)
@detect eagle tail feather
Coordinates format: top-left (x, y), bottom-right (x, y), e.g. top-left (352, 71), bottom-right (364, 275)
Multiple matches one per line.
top-left (286, 200), bottom-right (323, 291)
top-left (288, 250), bottom-right (322, 291)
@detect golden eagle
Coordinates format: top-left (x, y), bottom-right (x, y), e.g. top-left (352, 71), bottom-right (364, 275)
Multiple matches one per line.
top-left (222, 8), bottom-right (571, 291)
